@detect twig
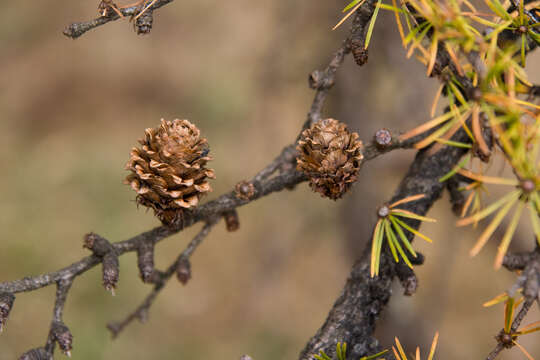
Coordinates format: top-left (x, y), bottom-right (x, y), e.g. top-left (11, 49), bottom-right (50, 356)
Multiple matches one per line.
top-left (108, 218), bottom-right (218, 337)
top-left (45, 278), bottom-right (74, 357)
top-left (511, 298), bottom-right (535, 333)
top-left (306, 46), bottom-right (349, 127)
top-left (63, 0), bottom-right (175, 39)
top-left (486, 246), bottom-right (540, 360)
top-left (52, 279), bottom-right (72, 325)
top-left (303, 2), bottom-right (379, 131)
top-left (395, 257), bottom-right (423, 296)
top-left (486, 344), bottom-right (505, 360)
top-left (485, 298), bottom-right (536, 360)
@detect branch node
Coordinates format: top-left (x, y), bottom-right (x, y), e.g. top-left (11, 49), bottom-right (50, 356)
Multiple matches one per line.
top-left (495, 329), bottom-right (514, 349)
top-left (446, 178), bottom-right (466, 216)
top-left (395, 262), bottom-right (420, 296)
top-left (50, 321), bottom-right (73, 357)
top-left (137, 240), bottom-right (156, 283)
top-left (235, 181), bottom-right (256, 201)
top-left (98, 0), bottom-right (123, 18)
top-left (0, 292), bottom-right (15, 333)
top-left (350, 38), bottom-right (368, 66)
top-left (133, 8), bottom-right (154, 34)
top-left (103, 251), bottom-right (120, 295)
top-left (83, 232), bottom-right (114, 257)
top-left (223, 209), bottom-right (240, 232)
top-left (502, 251), bottom-right (532, 271)
top-left (176, 257), bottom-right (192, 285)
top-left (83, 233), bottom-right (120, 294)
top-left (308, 70), bottom-right (334, 90)
top-left (374, 129), bottom-right (392, 148)
top-left (410, 251), bottom-right (425, 265)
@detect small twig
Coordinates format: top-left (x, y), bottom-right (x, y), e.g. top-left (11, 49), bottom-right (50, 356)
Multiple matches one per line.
top-left (446, 177), bottom-right (466, 216)
top-left (0, 292), bottom-right (15, 333)
top-left (510, 298), bottom-right (535, 333)
top-left (133, 6), bottom-right (154, 35)
top-left (63, 0), bottom-right (174, 39)
top-left (508, 246), bottom-right (540, 300)
top-left (52, 279), bottom-right (73, 323)
top-left (223, 209), bottom-right (240, 232)
top-left (486, 343), bottom-right (505, 360)
top-left (137, 240), bottom-right (156, 283)
top-left (306, 46), bottom-right (349, 127)
top-left (45, 278), bottom-right (73, 355)
top-left (486, 246), bottom-right (540, 360)
top-left (0, 170), bottom-right (300, 295)
top-left (303, 5), bottom-right (379, 132)
top-left (107, 218), bottom-right (219, 337)
top-left (395, 262), bottom-right (420, 296)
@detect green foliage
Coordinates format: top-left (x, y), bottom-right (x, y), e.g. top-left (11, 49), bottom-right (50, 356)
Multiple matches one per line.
top-left (371, 194), bottom-right (435, 277)
top-left (484, 291), bottom-right (540, 358)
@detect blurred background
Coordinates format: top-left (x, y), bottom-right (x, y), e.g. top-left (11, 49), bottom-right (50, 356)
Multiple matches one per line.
top-left (0, 1), bottom-right (539, 359)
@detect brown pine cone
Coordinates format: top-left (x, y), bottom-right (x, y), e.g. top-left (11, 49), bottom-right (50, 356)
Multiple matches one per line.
top-left (125, 119), bottom-right (215, 225)
top-left (296, 118), bottom-right (363, 200)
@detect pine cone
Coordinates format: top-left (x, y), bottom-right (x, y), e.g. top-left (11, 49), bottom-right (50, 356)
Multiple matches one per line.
top-left (296, 118), bottom-right (363, 200)
top-left (125, 119), bottom-right (215, 224)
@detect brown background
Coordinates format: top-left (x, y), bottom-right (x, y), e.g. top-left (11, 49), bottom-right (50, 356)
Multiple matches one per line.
top-left (0, 1), bottom-right (539, 359)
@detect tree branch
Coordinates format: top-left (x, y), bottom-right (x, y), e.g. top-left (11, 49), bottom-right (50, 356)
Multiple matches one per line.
top-left (44, 279), bottom-right (74, 357)
top-left (63, 0), bottom-right (175, 39)
top-left (107, 217), bottom-right (219, 338)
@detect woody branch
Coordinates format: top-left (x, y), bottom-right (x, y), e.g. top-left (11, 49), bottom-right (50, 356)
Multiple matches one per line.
top-left (0, 8), bottom-right (426, 357)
